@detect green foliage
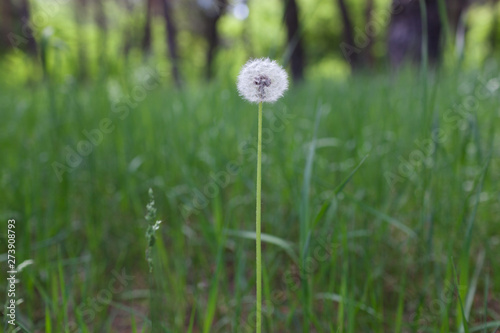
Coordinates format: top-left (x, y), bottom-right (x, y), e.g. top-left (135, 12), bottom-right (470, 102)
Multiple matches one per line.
top-left (3, 0), bottom-right (500, 86)
top-left (1, 62), bottom-right (499, 331)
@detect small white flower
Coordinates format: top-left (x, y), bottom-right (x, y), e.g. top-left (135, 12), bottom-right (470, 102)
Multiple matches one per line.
top-left (237, 58), bottom-right (289, 104)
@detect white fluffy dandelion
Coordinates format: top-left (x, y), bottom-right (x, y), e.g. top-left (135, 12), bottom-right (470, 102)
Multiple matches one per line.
top-left (237, 58), bottom-right (289, 104)
top-left (236, 57), bottom-right (289, 333)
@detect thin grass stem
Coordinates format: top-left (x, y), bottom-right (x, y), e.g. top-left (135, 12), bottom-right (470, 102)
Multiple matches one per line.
top-left (256, 101), bottom-right (263, 333)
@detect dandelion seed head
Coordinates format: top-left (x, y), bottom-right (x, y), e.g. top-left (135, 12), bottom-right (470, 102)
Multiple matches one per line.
top-left (237, 58), bottom-right (288, 104)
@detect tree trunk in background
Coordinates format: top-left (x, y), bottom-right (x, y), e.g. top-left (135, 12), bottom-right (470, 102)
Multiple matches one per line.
top-left (284, 0), bottom-right (305, 81)
top-left (142, 0), bottom-right (154, 56)
top-left (204, 0), bottom-right (227, 80)
top-left (123, 2), bottom-right (135, 59)
top-left (0, 1), bottom-right (15, 54)
top-left (387, 0), bottom-right (442, 68)
top-left (336, 0), bottom-right (360, 70)
top-left (0, 0), bottom-right (37, 56)
top-left (94, 0), bottom-right (107, 31)
top-left (162, 0), bottom-right (182, 87)
top-left (93, 0), bottom-right (108, 65)
top-left (446, 0), bottom-right (469, 33)
top-left (446, 0), bottom-right (470, 59)
top-left (75, 0), bottom-right (89, 80)
top-left (19, 0), bottom-right (37, 55)
top-left (489, 1), bottom-right (499, 56)
top-left (363, 0), bottom-right (375, 67)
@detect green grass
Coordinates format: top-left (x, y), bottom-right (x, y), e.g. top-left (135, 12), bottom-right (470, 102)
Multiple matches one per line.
top-left (1, 64), bottom-right (500, 332)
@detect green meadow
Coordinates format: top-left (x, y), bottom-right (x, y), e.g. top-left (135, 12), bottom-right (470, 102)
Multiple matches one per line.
top-left (1, 60), bottom-right (499, 332)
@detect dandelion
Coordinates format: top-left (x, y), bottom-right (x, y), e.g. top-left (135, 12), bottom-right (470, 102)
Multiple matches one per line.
top-left (237, 58), bottom-right (288, 104)
top-left (237, 58), bottom-right (288, 333)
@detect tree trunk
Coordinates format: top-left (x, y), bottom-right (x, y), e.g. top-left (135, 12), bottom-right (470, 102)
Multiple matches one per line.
top-left (364, 0), bottom-right (375, 67)
top-left (75, 0), bottom-right (89, 80)
top-left (446, 0), bottom-right (469, 33)
top-left (162, 0), bottom-right (182, 87)
top-left (284, 0), bottom-right (305, 81)
top-left (94, 0), bottom-right (107, 30)
top-left (0, 1), bottom-right (13, 54)
top-left (142, 0), bottom-right (153, 56)
top-left (93, 0), bottom-right (107, 65)
top-left (19, 0), bottom-right (37, 55)
top-left (489, 1), bottom-right (499, 56)
top-left (337, 0), bottom-right (360, 69)
top-left (123, 2), bottom-right (135, 59)
top-left (204, 0), bottom-right (227, 80)
top-left (0, 0), bottom-right (37, 56)
top-left (387, 0), bottom-right (442, 68)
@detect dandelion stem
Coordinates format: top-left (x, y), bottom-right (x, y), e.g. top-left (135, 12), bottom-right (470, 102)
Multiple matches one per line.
top-left (256, 101), bottom-right (263, 333)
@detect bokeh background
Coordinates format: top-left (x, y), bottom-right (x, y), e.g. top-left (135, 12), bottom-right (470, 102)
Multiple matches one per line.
top-left (1, 0), bottom-right (500, 83)
top-left (1, 0), bottom-right (500, 332)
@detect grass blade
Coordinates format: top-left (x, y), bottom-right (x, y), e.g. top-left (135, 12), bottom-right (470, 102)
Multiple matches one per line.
top-left (344, 194), bottom-right (417, 238)
top-left (224, 229), bottom-right (298, 264)
top-left (452, 259), bottom-right (470, 333)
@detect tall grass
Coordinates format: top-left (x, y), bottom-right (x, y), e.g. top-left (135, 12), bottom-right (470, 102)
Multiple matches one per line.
top-left (1, 64), bottom-right (499, 332)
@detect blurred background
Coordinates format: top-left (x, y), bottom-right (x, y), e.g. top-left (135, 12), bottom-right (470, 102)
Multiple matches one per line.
top-left (1, 0), bottom-right (500, 84)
